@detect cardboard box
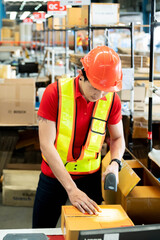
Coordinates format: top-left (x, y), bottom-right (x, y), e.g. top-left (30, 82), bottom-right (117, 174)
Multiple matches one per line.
top-left (2, 168), bottom-right (40, 207)
top-left (102, 152), bottom-right (160, 224)
top-left (2, 19), bottom-right (15, 28)
top-left (0, 65), bottom-right (12, 79)
top-left (61, 205), bottom-right (134, 240)
top-left (48, 17), bottom-right (66, 29)
top-left (91, 3), bottom-right (120, 25)
top-left (154, 52), bottom-right (160, 74)
top-left (1, 27), bottom-right (12, 39)
top-left (0, 78), bottom-right (35, 125)
top-left (67, 6), bottom-right (88, 27)
top-left (120, 85), bottom-right (146, 112)
top-left (132, 117), bottom-right (148, 138)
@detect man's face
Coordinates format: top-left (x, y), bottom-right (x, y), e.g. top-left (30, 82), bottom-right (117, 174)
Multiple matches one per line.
top-left (80, 77), bottom-right (107, 102)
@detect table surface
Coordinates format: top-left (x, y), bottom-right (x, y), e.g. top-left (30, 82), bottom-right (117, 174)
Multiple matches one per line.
top-left (0, 228), bottom-right (63, 240)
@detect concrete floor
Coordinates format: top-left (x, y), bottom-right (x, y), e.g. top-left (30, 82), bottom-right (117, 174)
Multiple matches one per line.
top-left (0, 192), bottom-right (66, 229)
top-left (0, 192), bottom-right (33, 229)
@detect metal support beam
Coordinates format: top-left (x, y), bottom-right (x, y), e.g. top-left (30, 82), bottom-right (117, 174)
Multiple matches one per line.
top-left (148, 0), bottom-right (156, 170)
top-left (142, 0), bottom-right (149, 33)
top-left (0, 0), bottom-right (6, 40)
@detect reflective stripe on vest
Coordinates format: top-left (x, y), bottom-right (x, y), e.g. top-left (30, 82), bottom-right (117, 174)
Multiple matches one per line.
top-left (43, 78), bottom-right (114, 175)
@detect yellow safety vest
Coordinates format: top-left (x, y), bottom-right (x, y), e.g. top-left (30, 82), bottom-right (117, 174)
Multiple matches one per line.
top-left (43, 78), bottom-right (114, 175)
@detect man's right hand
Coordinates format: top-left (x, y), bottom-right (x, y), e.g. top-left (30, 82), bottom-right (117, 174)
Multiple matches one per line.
top-left (67, 187), bottom-right (101, 215)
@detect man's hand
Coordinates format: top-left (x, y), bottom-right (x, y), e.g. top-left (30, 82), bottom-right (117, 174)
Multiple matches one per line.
top-left (67, 187), bottom-right (101, 215)
top-left (102, 161), bottom-right (119, 184)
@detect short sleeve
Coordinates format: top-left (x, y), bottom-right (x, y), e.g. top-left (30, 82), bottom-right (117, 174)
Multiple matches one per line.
top-left (37, 82), bottom-right (58, 122)
top-left (108, 93), bottom-right (122, 125)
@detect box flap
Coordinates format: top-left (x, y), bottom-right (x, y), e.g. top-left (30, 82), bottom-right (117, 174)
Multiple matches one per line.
top-left (102, 152), bottom-right (141, 197)
top-left (128, 186), bottom-right (160, 198)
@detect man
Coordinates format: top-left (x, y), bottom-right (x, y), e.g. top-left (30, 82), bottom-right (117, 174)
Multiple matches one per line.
top-left (77, 32), bottom-right (84, 53)
top-left (32, 46), bottom-right (125, 228)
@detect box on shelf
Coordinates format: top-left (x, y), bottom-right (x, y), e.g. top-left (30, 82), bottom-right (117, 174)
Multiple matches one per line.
top-left (0, 78), bottom-right (35, 125)
top-left (154, 52), bottom-right (160, 74)
top-left (102, 151), bottom-right (160, 224)
top-left (2, 19), bottom-right (15, 28)
top-left (2, 166), bottom-right (41, 207)
top-left (0, 65), bottom-right (12, 79)
top-left (91, 3), bottom-right (120, 25)
top-left (61, 205), bottom-right (134, 240)
top-left (14, 32), bottom-right (20, 43)
top-left (1, 27), bottom-right (12, 39)
top-left (48, 16), bottom-right (66, 29)
top-left (119, 85), bottom-right (146, 112)
top-left (132, 117), bottom-right (148, 138)
top-left (67, 6), bottom-right (88, 27)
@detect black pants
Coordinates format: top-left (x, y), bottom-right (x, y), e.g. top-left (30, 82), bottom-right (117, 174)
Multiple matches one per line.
top-left (32, 169), bottom-right (103, 228)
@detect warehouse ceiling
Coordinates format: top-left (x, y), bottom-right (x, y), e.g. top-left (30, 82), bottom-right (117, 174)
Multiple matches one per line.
top-left (4, 0), bottom-right (47, 12)
top-left (3, 0), bottom-right (160, 22)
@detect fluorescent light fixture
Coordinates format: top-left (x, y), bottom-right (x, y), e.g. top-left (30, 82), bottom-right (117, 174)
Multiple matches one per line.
top-left (20, 0), bottom-right (26, 11)
top-left (34, 3), bottom-right (42, 11)
top-left (20, 11), bottom-right (31, 20)
top-left (10, 12), bottom-right (17, 20)
top-left (45, 13), bottom-right (52, 18)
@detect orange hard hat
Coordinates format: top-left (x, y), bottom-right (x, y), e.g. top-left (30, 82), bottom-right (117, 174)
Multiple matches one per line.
top-left (80, 46), bottom-right (122, 92)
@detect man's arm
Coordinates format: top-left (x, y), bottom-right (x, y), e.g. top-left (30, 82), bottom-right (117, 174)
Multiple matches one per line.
top-left (38, 116), bottom-right (101, 214)
top-left (102, 119), bottom-right (125, 183)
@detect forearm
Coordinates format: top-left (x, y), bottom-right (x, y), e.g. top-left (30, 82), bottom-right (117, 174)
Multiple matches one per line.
top-left (109, 136), bottom-right (125, 160)
top-left (41, 143), bottom-right (77, 194)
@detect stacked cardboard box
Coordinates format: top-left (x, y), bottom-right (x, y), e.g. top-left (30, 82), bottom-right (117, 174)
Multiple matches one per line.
top-left (61, 205), bottom-right (134, 240)
top-left (102, 151), bottom-right (160, 224)
top-left (0, 78), bottom-right (35, 125)
top-left (119, 85), bottom-right (146, 112)
top-left (1, 19), bottom-right (20, 45)
top-left (2, 165), bottom-right (41, 207)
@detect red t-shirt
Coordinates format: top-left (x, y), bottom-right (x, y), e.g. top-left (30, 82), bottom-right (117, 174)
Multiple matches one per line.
top-left (38, 76), bottom-right (122, 178)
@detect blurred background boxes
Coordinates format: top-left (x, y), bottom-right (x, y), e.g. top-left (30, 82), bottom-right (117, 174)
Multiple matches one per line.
top-left (67, 5), bottom-right (88, 27)
top-left (0, 78), bottom-right (35, 125)
top-left (2, 167), bottom-right (40, 207)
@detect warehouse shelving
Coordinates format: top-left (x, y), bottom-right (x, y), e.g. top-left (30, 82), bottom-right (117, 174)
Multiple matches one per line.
top-left (147, 0), bottom-right (160, 172)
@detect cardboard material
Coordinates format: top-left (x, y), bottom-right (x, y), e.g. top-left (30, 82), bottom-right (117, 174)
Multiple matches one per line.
top-left (67, 6), bottom-right (88, 27)
top-left (120, 86), bottom-right (146, 112)
top-left (102, 152), bottom-right (160, 224)
top-left (61, 205), bottom-right (134, 240)
top-left (154, 52), bottom-right (160, 74)
top-left (0, 78), bottom-right (35, 125)
top-left (2, 169), bottom-right (40, 207)
top-left (132, 117), bottom-right (148, 138)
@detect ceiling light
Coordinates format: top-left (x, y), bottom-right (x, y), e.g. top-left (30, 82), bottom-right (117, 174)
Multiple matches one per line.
top-left (10, 12), bottom-right (17, 20)
top-left (34, 3), bottom-right (42, 11)
top-left (20, 11), bottom-right (31, 20)
top-left (19, 0), bottom-right (26, 11)
top-left (45, 13), bottom-right (52, 18)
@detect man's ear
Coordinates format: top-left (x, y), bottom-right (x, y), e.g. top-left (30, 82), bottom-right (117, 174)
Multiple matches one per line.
top-left (78, 69), bottom-right (83, 76)
top-left (78, 69), bottom-right (84, 81)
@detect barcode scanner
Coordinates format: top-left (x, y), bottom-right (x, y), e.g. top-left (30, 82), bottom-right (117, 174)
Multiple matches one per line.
top-left (104, 172), bottom-right (117, 192)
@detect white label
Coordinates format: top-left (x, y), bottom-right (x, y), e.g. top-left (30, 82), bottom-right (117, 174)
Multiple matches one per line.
top-left (92, 4), bottom-right (119, 25)
top-left (104, 233), bottom-right (119, 240)
top-left (60, 0), bottom-right (90, 6)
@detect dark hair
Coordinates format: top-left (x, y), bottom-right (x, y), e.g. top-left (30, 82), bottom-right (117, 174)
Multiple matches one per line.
top-left (81, 68), bottom-right (88, 82)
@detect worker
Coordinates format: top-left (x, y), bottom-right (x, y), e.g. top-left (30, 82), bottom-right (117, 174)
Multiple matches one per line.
top-left (84, 34), bottom-right (89, 53)
top-left (32, 46), bottom-right (125, 228)
top-left (77, 32), bottom-right (83, 53)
